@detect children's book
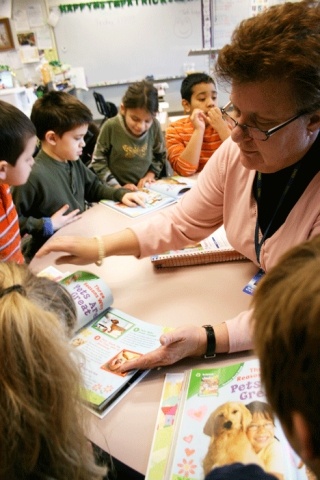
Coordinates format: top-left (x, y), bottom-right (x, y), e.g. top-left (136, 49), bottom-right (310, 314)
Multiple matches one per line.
top-left (100, 175), bottom-right (196, 218)
top-left (151, 225), bottom-right (247, 269)
top-left (39, 268), bottom-right (166, 417)
top-left (145, 373), bottom-right (185, 480)
top-left (151, 359), bottom-right (309, 480)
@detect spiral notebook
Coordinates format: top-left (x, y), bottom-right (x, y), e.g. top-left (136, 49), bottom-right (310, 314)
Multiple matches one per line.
top-left (151, 226), bottom-right (246, 269)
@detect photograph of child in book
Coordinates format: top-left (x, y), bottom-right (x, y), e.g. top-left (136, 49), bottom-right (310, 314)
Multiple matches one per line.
top-left (12, 91), bottom-right (145, 263)
top-left (0, 100), bottom-right (37, 263)
top-left (90, 79), bottom-right (167, 190)
top-left (165, 72), bottom-right (231, 177)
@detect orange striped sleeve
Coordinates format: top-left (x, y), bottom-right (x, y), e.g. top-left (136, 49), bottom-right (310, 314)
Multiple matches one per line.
top-left (166, 117), bottom-right (223, 176)
top-left (0, 185), bottom-right (24, 263)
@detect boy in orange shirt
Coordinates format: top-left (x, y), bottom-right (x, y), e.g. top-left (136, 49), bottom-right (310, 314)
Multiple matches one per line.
top-left (166, 73), bottom-right (230, 176)
top-left (0, 100), bottom-right (37, 263)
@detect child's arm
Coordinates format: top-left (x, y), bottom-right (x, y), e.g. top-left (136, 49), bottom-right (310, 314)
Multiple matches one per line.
top-left (166, 111), bottom-right (206, 176)
top-left (90, 122), bottom-right (121, 187)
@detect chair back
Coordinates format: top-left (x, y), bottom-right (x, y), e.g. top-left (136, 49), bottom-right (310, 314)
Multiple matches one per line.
top-left (93, 91), bottom-right (118, 126)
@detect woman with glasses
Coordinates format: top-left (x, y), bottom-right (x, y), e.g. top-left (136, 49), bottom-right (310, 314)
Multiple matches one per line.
top-left (37, 1), bottom-right (320, 370)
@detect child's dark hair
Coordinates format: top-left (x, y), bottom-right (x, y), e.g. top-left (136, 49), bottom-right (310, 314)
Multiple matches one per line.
top-left (180, 73), bottom-right (216, 102)
top-left (31, 91), bottom-right (93, 141)
top-left (246, 401), bottom-right (275, 423)
top-left (122, 80), bottom-right (158, 115)
top-left (0, 100), bottom-right (36, 166)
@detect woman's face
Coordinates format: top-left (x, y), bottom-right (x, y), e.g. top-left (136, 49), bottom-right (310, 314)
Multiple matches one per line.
top-left (247, 413), bottom-right (275, 453)
top-left (229, 79), bottom-right (320, 173)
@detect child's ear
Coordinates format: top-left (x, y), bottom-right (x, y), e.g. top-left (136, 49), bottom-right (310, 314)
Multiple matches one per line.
top-left (120, 103), bottom-right (125, 116)
top-left (291, 411), bottom-right (315, 461)
top-left (182, 99), bottom-right (191, 114)
top-left (0, 161), bottom-right (8, 182)
top-left (307, 111), bottom-right (320, 133)
top-left (45, 130), bottom-right (58, 145)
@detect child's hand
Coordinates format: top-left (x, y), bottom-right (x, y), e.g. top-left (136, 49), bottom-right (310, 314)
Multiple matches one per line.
top-left (190, 108), bottom-right (206, 132)
top-left (207, 107), bottom-right (231, 141)
top-left (138, 173), bottom-right (156, 189)
top-left (122, 192), bottom-right (146, 208)
top-left (51, 204), bottom-right (81, 231)
top-left (123, 183), bottom-right (138, 191)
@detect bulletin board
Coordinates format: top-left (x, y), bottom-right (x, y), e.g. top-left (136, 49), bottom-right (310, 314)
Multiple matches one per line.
top-left (52, 0), bottom-right (207, 87)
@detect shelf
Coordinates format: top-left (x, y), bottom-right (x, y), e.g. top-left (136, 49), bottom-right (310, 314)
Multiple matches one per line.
top-left (188, 48), bottom-right (220, 56)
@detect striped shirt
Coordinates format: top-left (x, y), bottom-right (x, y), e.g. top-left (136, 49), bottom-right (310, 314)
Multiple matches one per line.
top-left (0, 184), bottom-right (24, 263)
top-left (166, 116), bottom-right (223, 177)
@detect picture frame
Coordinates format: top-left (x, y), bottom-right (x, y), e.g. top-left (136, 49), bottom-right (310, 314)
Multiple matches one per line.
top-left (0, 18), bottom-right (15, 51)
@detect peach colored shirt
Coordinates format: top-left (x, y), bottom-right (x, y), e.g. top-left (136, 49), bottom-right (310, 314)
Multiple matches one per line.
top-left (130, 137), bottom-right (320, 352)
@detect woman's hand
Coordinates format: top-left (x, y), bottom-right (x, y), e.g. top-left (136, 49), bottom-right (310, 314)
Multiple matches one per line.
top-left (119, 325), bottom-right (207, 372)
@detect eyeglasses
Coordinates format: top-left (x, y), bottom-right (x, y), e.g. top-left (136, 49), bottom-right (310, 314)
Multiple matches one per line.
top-left (247, 422), bottom-right (274, 432)
top-left (221, 101), bottom-right (304, 141)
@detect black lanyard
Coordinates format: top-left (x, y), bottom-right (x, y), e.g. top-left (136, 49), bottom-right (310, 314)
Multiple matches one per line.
top-left (254, 163), bottom-right (301, 265)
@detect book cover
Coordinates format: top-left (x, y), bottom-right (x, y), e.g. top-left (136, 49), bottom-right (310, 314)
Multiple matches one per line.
top-left (161, 359), bottom-right (309, 480)
top-left (100, 176), bottom-right (195, 218)
top-left (39, 269), bottom-right (166, 417)
top-left (151, 226), bottom-right (246, 268)
top-left (145, 373), bottom-right (185, 480)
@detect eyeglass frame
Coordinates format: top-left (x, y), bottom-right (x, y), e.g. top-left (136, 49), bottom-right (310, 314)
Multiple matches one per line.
top-left (221, 101), bottom-right (305, 141)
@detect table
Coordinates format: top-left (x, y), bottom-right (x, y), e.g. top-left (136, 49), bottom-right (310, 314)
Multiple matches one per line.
top-left (30, 202), bottom-right (257, 475)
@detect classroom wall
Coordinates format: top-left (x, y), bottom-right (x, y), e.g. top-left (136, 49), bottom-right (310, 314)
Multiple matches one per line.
top-left (0, 0), bottom-right (294, 118)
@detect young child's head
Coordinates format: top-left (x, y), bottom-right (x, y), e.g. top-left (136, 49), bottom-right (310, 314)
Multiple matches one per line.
top-left (0, 100), bottom-right (37, 186)
top-left (180, 72), bottom-right (217, 115)
top-left (246, 401), bottom-right (276, 453)
top-left (120, 80), bottom-right (158, 137)
top-left (31, 91), bottom-right (93, 161)
top-left (0, 262), bottom-right (106, 479)
top-left (252, 235), bottom-right (320, 475)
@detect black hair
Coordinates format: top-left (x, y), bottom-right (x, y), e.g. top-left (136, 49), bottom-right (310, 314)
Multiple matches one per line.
top-left (180, 73), bottom-right (216, 102)
top-left (0, 100), bottom-right (36, 166)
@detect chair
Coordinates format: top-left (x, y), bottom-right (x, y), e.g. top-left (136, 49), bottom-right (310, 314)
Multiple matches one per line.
top-left (93, 91), bottom-right (118, 126)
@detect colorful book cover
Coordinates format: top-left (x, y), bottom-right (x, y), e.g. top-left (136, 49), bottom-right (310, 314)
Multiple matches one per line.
top-left (145, 373), bottom-right (185, 480)
top-left (164, 359), bottom-right (309, 480)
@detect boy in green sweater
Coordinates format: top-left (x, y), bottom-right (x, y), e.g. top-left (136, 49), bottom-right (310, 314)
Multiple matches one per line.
top-left (12, 91), bottom-right (144, 262)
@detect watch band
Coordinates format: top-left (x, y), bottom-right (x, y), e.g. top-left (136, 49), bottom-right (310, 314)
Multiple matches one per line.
top-left (202, 325), bottom-right (216, 358)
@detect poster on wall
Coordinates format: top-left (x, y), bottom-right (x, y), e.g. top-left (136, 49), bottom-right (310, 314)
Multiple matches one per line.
top-left (251, 0), bottom-right (270, 16)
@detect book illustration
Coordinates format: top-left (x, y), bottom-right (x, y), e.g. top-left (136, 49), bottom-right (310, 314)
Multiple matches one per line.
top-left (162, 359), bottom-right (309, 480)
top-left (38, 269), bottom-right (166, 416)
top-left (151, 225), bottom-right (247, 268)
top-left (145, 373), bottom-right (185, 480)
top-left (100, 175), bottom-right (195, 218)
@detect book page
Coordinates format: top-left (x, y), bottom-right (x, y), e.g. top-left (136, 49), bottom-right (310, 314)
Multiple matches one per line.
top-left (60, 271), bottom-right (114, 331)
top-left (100, 188), bottom-right (176, 217)
top-left (71, 307), bottom-right (166, 413)
top-left (148, 176), bottom-right (196, 199)
top-left (166, 359), bottom-right (308, 480)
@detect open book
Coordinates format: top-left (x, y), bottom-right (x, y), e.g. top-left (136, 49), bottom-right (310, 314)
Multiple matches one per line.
top-left (100, 175), bottom-right (195, 218)
top-left (151, 226), bottom-right (246, 268)
top-left (40, 268), bottom-right (165, 417)
top-left (148, 359), bottom-right (309, 480)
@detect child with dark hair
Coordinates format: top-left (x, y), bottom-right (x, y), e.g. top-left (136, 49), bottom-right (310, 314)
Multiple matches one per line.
top-left (0, 100), bottom-right (37, 263)
top-left (246, 401), bottom-right (284, 480)
top-left (90, 80), bottom-right (166, 190)
top-left (12, 91), bottom-right (144, 262)
top-left (166, 72), bottom-right (230, 176)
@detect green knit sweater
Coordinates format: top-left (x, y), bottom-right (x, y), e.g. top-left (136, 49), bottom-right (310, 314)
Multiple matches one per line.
top-left (12, 149), bottom-right (129, 261)
top-left (90, 114), bottom-right (166, 186)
